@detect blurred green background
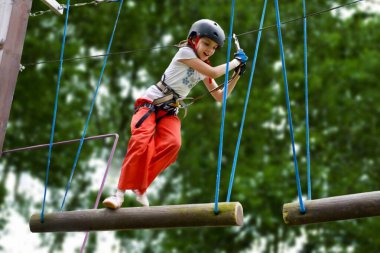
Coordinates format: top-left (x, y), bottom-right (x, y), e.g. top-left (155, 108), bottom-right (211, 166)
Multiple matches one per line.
top-left (1, 0), bottom-right (380, 252)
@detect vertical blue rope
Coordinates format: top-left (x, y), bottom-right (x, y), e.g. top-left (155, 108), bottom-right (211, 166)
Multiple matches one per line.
top-left (60, 0), bottom-right (124, 210)
top-left (274, 0), bottom-right (305, 213)
top-left (303, 0), bottom-right (312, 200)
top-left (226, 0), bottom-right (268, 202)
top-left (40, 0), bottom-right (71, 223)
top-left (214, 0), bottom-right (236, 214)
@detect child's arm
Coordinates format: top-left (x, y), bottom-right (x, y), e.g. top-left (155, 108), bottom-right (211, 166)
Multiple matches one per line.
top-left (203, 75), bottom-right (240, 102)
top-left (179, 58), bottom-right (241, 79)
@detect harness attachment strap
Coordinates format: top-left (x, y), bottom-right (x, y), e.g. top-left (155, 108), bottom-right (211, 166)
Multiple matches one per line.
top-left (155, 81), bottom-right (178, 96)
top-left (135, 78), bottom-right (190, 128)
top-left (155, 80), bottom-right (188, 117)
top-left (153, 93), bottom-right (175, 105)
top-left (134, 103), bottom-right (156, 128)
top-left (134, 102), bottom-right (179, 128)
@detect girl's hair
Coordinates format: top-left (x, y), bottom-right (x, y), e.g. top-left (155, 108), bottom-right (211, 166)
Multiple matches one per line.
top-left (176, 39), bottom-right (190, 48)
top-left (177, 36), bottom-right (200, 50)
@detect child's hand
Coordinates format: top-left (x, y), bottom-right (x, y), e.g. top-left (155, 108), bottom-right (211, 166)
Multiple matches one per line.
top-left (234, 49), bottom-right (248, 64)
top-left (234, 63), bottom-right (246, 76)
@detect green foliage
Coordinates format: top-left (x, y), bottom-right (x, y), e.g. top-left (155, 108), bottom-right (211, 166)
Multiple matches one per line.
top-left (1, 0), bottom-right (379, 252)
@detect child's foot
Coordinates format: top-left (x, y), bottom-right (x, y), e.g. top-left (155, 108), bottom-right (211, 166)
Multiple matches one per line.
top-left (102, 191), bottom-right (124, 209)
top-left (133, 190), bottom-right (149, 207)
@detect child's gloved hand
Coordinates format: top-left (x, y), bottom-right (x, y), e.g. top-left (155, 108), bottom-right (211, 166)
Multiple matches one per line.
top-left (234, 49), bottom-right (248, 64)
top-left (234, 63), bottom-right (246, 76)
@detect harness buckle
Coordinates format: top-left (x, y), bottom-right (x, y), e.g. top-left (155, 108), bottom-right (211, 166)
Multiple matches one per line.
top-left (162, 86), bottom-right (170, 94)
top-left (170, 101), bottom-right (180, 107)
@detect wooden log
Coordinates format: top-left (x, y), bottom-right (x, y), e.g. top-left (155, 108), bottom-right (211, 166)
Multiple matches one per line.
top-left (283, 191), bottom-right (380, 225)
top-left (30, 202), bottom-right (243, 233)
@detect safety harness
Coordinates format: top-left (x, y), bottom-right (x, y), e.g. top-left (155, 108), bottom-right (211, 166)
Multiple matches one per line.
top-left (134, 37), bottom-right (244, 128)
top-left (134, 68), bottom-right (242, 128)
top-left (134, 76), bottom-right (186, 128)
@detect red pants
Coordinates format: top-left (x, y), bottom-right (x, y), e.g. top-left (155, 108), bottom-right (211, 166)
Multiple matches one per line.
top-left (117, 99), bottom-right (181, 193)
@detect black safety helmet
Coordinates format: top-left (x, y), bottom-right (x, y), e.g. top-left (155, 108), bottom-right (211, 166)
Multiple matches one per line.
top-left (187, 19), bottom-right (225, 48)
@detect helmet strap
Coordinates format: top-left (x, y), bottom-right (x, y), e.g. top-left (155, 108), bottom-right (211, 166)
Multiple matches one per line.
top-left (187, 36), bottom-right (200, 51)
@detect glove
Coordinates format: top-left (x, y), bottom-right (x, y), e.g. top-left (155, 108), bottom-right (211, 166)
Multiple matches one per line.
top-left (234, 49), bottom-right (248, 64)
top-left (234, 63), bottom-right (246, 76)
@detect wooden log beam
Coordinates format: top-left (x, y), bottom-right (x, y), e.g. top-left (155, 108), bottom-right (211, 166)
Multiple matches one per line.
top-left (283, 191), bottom-right (380, 225)
top-left (30, 202), bottom-right (244, 233)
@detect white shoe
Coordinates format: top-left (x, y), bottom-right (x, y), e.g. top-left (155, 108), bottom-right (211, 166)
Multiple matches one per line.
top-left (102, 195), bottom-right (124, 209)
top-left (133, 190), bottom-right (149, 207)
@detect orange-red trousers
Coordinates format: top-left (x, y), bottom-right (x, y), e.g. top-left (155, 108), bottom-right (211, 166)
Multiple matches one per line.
top-left (117, 99), bottom-right (181, 193)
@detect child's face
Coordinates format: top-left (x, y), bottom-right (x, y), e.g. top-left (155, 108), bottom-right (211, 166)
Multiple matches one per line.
top-left (195, 37), bottom-right (219, 61)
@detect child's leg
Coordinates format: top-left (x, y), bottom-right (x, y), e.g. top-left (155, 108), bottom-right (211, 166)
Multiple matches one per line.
top-left (117, 105), bottom-right (157, 191)
top-left (145, 110), bottom-right (181, 191)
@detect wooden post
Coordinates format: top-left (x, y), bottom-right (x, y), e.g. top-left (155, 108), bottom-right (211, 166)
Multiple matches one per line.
top-left (30, 202), bottom-right (244, 232)
top-left (283, 191), bottom-right (380, 225)
top-left (0, 0), bottom-right (33, 154)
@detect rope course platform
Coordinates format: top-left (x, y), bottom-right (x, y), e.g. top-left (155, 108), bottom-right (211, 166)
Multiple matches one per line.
top-left (283, 191), bottom-right (380, 225)
top-left (30, 202), bottom-right (244, 232)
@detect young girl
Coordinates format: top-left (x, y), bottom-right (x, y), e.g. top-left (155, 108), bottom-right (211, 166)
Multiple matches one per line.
top-left (103, 19), bottom-right (248, 209)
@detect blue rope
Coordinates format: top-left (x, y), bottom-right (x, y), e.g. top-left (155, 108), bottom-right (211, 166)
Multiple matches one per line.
top-left (274, 0), bottom-right (305, 213)
top-left (60, 0), bottom-right (124, 210)
top-left (226, 0), bottom-right (268, 202)
top-left (40, 0), bottom-right (71, 223)
top-left (303, 0), bottom-right (312, 200)
top-left (214, 0), bottom-right (236, 214)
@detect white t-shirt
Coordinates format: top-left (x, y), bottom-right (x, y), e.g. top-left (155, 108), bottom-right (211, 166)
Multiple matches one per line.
top-left (142, 47), bottom-right (206, 101)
